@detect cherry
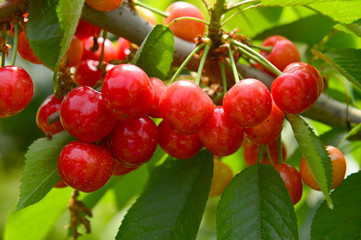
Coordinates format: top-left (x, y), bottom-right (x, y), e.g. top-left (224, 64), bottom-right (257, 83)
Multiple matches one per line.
top-left (73, 60), bottom-right (102, 87)
top-left (0, 66), bottom-right (33, 118)
top-left (271, 65), bottom-right (319, 114)
top-left (209, 158), bottom-right (234, 197)
top-left (67, 36), bottom-right (83, 67)
top-left (109, 116), bottom-right (158, 167)
top-left (163, 1), bottom-right (206, 42)
top-left (283, 62), bottom-right (323, 97)
top-left (60, 86), bottom-right (117, 143)
top-left (86, 0), bottom-right (123, 12)
top-left (198, 106), bottom-right (244, 156)
top-left (300, 145), bottom-right (346, 191)
top-left (17, 31), bottom-right (42, 64)
top-left (274, 163), bottom-right (303, 205)
top-left (116, 37), bottom-right (131, 61)
top-left (148, 77), bottom-right (167, 118)
top-left (223, 78), bottom-right (272, 128)
top-left (36, 94), bottom-right (63, 136)
top-left (113, 159), bottom-right (139, 176)
top-left (75, 19), bottom-right (100, 41)
top-left (243, 98), bottom-right (284, 145)
top-left (260, 35), bottom-right (300, 72)
top-left (58, 141), bottom-right (114, 193)
top-left (136, 6), bottom-right (157, 25)
top-left (243, 139), bottom-right (286, 166)
top-left (82, 37), bottom-right (117, 62)
top-left (158, 120), bottom-right (202, 159)
top-left (102, 64), bottom-right (154, 120)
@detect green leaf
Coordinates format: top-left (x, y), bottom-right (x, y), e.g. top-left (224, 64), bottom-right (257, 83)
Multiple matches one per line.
top-left (27, 0), bottom-right (85, 86)
top-left (4, 188), bottom-right (73, 240)
top-left (146, 144), bottom-right (168, 173)
top-left (116, 150), bottom-right (213, 240)
top-left (217, 164), bottom-right (299, 240)
top-left (338, 123), bottom-right (361, 146)
top-left (286, 114), bottom-right (333, 208)
top-left (311, 171), bottom-right (361, 239)
top-left (254, 14), bottom-right (335, 44)
top-left (313, 49), bottom-right (361, 90)
top-left (132, 24), bottom-right (174, 80)
top-left (16, 131), bottom-right (75, 211)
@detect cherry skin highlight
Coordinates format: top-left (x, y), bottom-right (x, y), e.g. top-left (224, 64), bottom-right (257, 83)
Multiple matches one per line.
top-left (0, 66), bottom-right (34, 118)
top-left (102, 64), bottom-right (154, 120)
top-left (159, 80), bottom-right (214, 135)
top-left (158, 120), bottom-right (202, 159)
top-left (58, 141), bottom-right (114, 193)
top-left (73, 60), bottom-right (102, 87)
top-left (223, 78), bottom-right (272, 128)
top-left (116, 37), bottom-right (131, 61)
top-left (60, 86), bottom-right (117, 143)
top-left (36, 94), bottom-right (63, 136)
top-left (198, 106), bottom-right (244, 156)
top-left (300, 145), bottom-right (347, 191)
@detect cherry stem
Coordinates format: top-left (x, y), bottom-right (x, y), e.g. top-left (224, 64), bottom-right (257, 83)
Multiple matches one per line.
top-left (226, 0), bottom-right (260, 11)
top-left (195, 43), bottom-right (211, 85)
top-left (10, 22), bottom-right (19, 66)
top-left (266, 145), bottom-right (274, 166)
top-left (278, 135), bottom-right (283, 164)
top-left (218, 61), bottom-right (228, 96)
top-left (1, 24), bottom-right (7, 68)
top-left (257, 145), bottom-right (264, 164)
top-left (167, 42), bottom-right (206, 86)
top-left (133, 0), bottom-right (169, 18)
top-left (228, 47), bottom-right (242, 83)
top-left (230, 38), bottom-right (283, 76)
top-left (166, 16), bottom-right (209, 28)
top-left (251, 44), bottom-right (273, 53)
top-left (97, 31), bottom-right (107, 68)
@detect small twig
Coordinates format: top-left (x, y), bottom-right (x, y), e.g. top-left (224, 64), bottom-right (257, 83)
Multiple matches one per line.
top-left (133, 0), bottom-right (169, 18)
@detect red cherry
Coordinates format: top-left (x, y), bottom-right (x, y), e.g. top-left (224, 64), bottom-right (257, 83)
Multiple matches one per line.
top-left (244, 98), bottom-right (284, 145)
top-left (113, 159), bottom-right (139, 176)
top-left (67, 36), bottom-right (84, 67)
top-left (243, 139), bottom-right (286, 166)
top-left (158, 120), bottom-right (202, 159)
top-left (260, 35), bottom-right (300, 72)
top-left (58, 141), bottom-right (114, 193)
top-left (159, 80), bottom-right (214, 135)
top-left (109, 116), bottom-right (158, 167)
top-left (82, 37), bottom-right (117, 62)
top-left (148, 77), bottom-right (167, 118)
top-left (223, 78), bottom-right (272, 128)
top-left (274, 163), bottom-right (303, 205)
top-left (86, 0), bottom-right (123, 12)
top-left (60, 86), bottom-right (117, 143)
top-left (0, 66), bottom-right (33, 118)
top-left (102, 64), bottom-right (154, 120)
top-left (75, 19), bottom-right (100, 40)
top-left (36, 94), bottom-right (64, 136)
top-left (17, 31), bottom-right (42, 64)
top-left (163, 1), bottom-right (205, 42)
top-left (73, 60), bottom-right (102, 87)
top-left (271, 67), bottom-right (319, 114)
top-left (198, 106), bottom-right (244, 156)
top-left (116, 37), bottom-right (131, 61)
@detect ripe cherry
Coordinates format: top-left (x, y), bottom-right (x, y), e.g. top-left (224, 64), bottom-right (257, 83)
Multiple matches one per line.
top-left (148, 77), bottom-right (167, 118)
top-left (163, 1), bottom-right (206, 42)
top-left (158, 120), bottom-right (202, 159)
top-left (271, 65), bottom-right (319, 114)
top-left (274, 163), bottom-right (303, 205)
top-left (300, 145), bottom-right (346, 191)
top-left (82, 37), bottom-right (117, 62)
top-left (243, 139), bottom-right (286, 166)
top-left (75, 19), bottom-right (100, 40)
top-left (113, 159), bottom-right (139, 176)
top-left (0, 66), bottom-right (33, 118)
top-left (67, 36), bottom-right (84, 67)
top-left (86, 0), bottom-right (123, 12)
top-left (17, 31), bottom-right (42, 64)
top-left (73, 60), bottom-right (102, 87)
top-left (244, 98), bottom-right (284, 145)
top-left (260, 35), bottom-right (300, 72)
top-left (36, 94), bottom-right (63, 136)
top-left (223, 78), bottom-right (272, 128)
top-left (102, 64), bottom-right (154, 120)
top-left (60, 86), bottom-right (117, 143)
top-left (198, 106), bottom-right (244, 156)
top-left (159, 80), bottom-right (214, 135)
top-left (109, 116), bottom-right (158, 167)
top-left (58, 141), bottom-right (114, 193)
top-left (116, 37), bottom-right (131, 61)
top-left (209, 158), bottom-right (234, 197)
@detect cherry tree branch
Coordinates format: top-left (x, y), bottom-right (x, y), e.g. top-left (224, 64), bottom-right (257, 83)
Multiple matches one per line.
top-left (81, 3), bottom-right (361, 129)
